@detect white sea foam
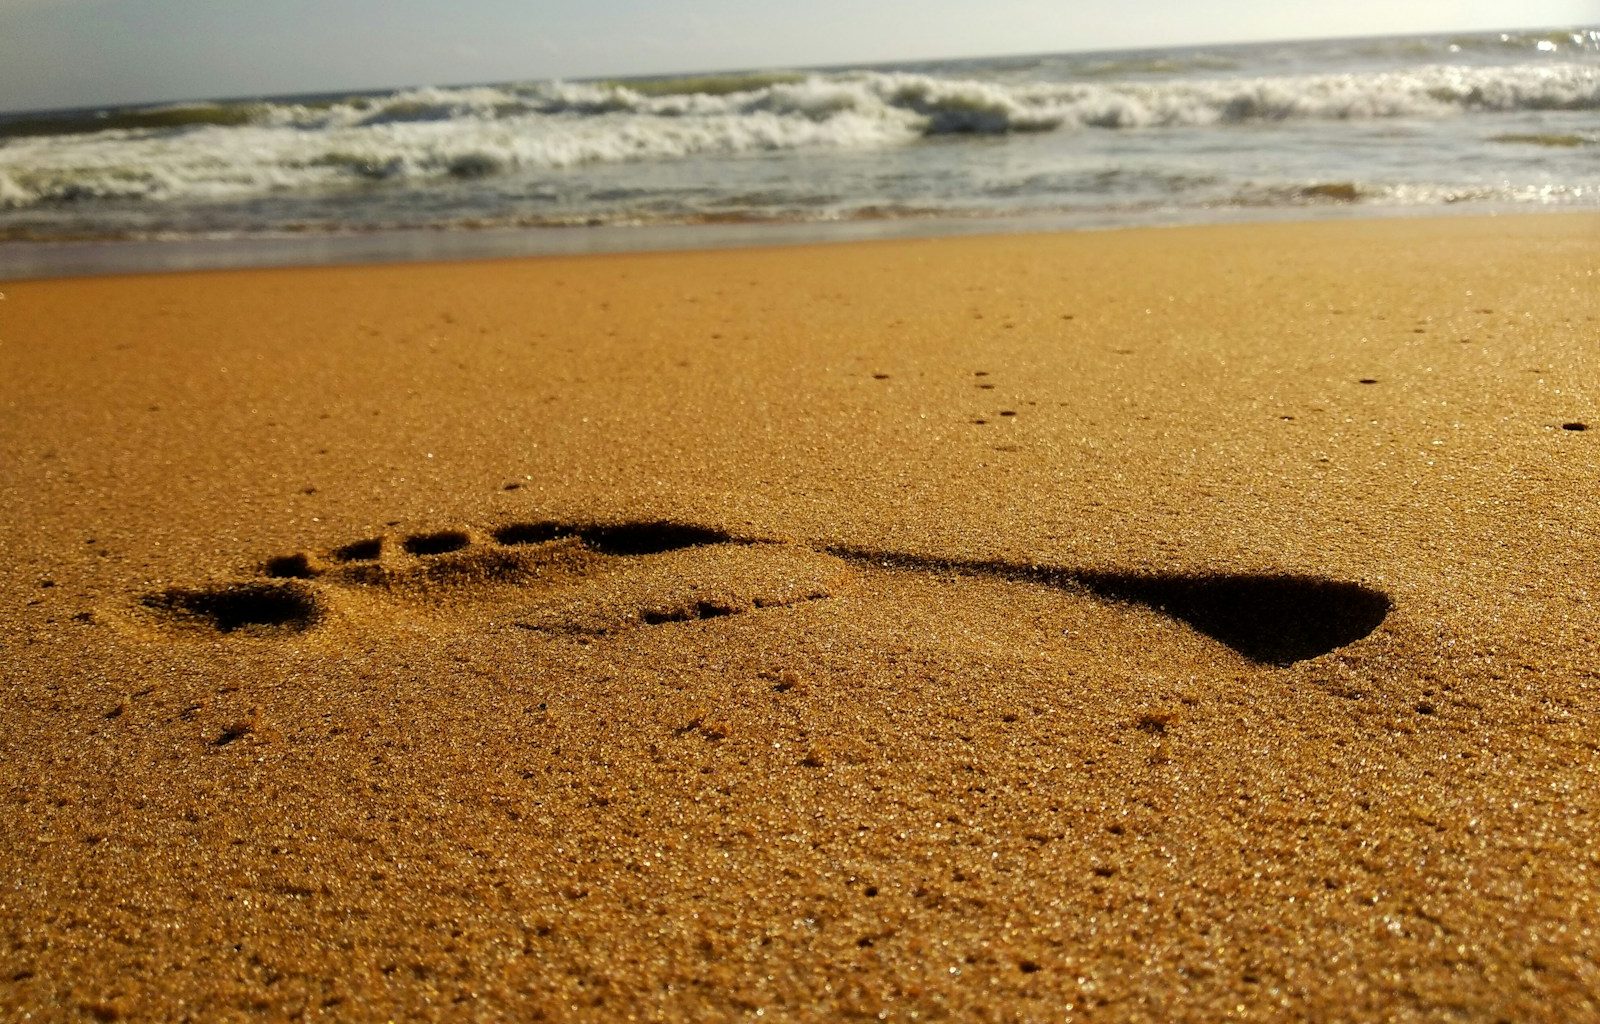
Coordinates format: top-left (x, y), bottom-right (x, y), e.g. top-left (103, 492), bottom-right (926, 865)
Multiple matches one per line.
top-left (0, 111), bottom-right (916, 207)
top-left (275, 61), bottom-right (1600, 132)
top-left (1, 62), bottom-right (1596, 210)
top-left (1, 40), bottom-right (1597, 239)
top-left (0, 172), bottom-right (32, 207)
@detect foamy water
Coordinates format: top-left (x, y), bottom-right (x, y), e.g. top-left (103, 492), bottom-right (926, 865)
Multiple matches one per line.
top-left (0, 28), bottom-right (1596, 244)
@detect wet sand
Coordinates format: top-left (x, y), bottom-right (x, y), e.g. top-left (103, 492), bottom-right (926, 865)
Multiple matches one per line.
top-left (2, 213), bottom-right (1598, 1021)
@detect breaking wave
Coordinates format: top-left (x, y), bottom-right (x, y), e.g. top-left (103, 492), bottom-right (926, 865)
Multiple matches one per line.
top-left (1, 61), bottom-right (1597, 209)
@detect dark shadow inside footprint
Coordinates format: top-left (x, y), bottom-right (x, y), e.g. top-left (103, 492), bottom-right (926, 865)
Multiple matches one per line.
top-left (143, 582), bottom-right (321, 633)
top-left (642, 600), bottom-right (740, 625)
top-left (1074, 572), bottom-right (1392, 667)
top-left (826, 548), bottom-right (1389, 666)
top-left (403, 530), bottom-right (471, 556)
top-left (580, 521), bottom-right (736, 556)
top-left (494, 520), bottom-right (735, 557)
top-left (332, 537), bottom-right (383, 562)
top-left (263, 553), bottom-right (319, 579)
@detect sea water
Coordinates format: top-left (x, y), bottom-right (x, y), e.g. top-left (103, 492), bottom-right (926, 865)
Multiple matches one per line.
top-left (0, 28), bottom-right (1595, 261)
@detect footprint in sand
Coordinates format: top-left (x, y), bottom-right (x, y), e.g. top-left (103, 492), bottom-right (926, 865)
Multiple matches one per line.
top-left (136, 519), bottom-right (1391, 666)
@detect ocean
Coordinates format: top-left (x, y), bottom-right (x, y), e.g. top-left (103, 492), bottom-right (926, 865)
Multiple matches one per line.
top-left (0, 27), bottom-right (1596, 271)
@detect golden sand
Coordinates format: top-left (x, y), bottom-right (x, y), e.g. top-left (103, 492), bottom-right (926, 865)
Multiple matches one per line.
top-left (2, 213), bottom-right (1598, 1020)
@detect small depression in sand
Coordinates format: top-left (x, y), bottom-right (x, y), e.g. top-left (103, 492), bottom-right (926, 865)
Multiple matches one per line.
top-left (493, 519), bottom-right (736, 556)
top-left (332, 537), bottom-right (384, 561)
top-left (141, 581), bottom-right (323, 634)
top-left (401, 530), bottom-right (472, 556)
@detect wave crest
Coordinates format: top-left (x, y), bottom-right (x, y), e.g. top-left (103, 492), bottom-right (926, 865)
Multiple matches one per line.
top-left (0, 61), bottom-right (1597, 209)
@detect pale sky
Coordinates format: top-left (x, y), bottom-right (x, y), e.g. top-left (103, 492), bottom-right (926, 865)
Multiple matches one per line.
top-left (0, 0), bottom-right (1594, 112)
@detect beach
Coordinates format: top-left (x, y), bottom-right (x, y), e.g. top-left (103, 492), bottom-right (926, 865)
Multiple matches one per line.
top-left (2, 212), bottom-right (1598, 1020)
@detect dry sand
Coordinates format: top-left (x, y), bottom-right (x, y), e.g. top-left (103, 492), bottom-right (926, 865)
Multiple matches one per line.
top-left (2, 213), bottom-right (1598, 1021)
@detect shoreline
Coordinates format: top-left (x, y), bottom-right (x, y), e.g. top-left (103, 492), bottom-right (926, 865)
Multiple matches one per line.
top-left (1, 200), bottom-right (1590, 282)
